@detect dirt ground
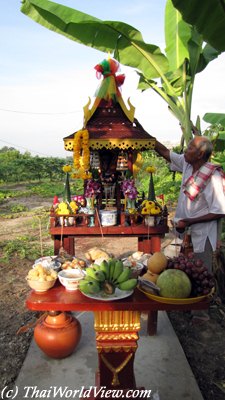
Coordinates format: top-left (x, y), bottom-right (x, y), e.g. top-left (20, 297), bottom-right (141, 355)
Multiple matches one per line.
top-left (0, 195), bottom-right (225, 400)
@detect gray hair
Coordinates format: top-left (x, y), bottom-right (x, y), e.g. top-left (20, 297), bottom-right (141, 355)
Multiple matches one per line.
top-left (196, 137), bottom-right (213, 161)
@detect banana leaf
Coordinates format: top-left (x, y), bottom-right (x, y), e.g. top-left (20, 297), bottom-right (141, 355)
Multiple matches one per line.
top-left (172, 0), bottom-right (225, 52)
top-left (203, 113), bottom-right (225, 151)
top-left (203, 113), bottom-right (225, 127)
top-left (213, 135), bottom-right (225, 152)
top-left (165, 0), bottom-right (192, 71)
top-left (20, 0), bottom-right (168, 79)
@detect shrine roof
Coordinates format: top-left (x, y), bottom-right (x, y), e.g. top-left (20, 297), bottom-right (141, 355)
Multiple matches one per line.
top-left (64, 100), bottom-right (155, 151)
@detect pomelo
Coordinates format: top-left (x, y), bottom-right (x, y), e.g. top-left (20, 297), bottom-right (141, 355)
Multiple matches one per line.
top-left (156, 269), bottom-right (192, 298)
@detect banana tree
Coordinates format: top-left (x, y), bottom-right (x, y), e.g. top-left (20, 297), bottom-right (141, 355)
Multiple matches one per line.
top-left (171, 0), bottom-right (225, 52)
top-left (138, 0), bottom-right (221, 146)
top-left (21, 0), bottom-right (220, 146)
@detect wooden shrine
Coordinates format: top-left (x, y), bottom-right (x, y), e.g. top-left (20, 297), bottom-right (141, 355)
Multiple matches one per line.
top-left (49, 58), bottom-right (168, 254)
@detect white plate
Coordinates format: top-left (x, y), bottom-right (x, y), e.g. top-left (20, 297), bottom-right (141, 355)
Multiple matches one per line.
top-left (81, 288), bottom-right (133, 301)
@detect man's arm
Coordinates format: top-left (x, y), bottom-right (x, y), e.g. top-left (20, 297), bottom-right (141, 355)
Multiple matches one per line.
top-left (154, 140), bottom-right (171, 162)
top-left (176, 213), bottom-right (225, 229)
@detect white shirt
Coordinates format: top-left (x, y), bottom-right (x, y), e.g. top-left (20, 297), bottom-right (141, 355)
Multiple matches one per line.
top-left (170, 152), bottom-right (225, 252)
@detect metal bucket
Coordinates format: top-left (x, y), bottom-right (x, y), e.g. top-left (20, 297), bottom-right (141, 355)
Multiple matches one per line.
top-left (99, 209), bottom-right (117, 226)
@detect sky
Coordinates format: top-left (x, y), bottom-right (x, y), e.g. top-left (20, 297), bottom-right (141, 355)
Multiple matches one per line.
top-left (1, 0), bottom-right (225, 158)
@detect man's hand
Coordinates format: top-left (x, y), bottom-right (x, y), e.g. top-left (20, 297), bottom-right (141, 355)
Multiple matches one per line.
top-left (174, 219), bottom-right (187, 233)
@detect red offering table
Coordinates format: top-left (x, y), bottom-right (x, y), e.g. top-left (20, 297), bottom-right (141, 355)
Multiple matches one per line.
top-left (26, 284), bottom-right (210, 392)
top-left (49, 217), bottom-right (169, 256)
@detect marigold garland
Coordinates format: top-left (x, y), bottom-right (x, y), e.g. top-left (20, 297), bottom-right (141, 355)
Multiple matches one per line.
top-left (73, 129), bottom-right (90, 172)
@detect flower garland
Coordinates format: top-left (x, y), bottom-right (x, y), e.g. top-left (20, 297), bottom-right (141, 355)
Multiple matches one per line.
top-left (73, 129), bottom-right (90, 172)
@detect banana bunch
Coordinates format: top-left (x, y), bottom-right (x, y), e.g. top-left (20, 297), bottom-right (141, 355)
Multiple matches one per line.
top-left (78, 258), bottom-right (137, 295)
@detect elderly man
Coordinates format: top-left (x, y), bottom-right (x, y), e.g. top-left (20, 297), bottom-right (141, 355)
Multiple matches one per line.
top-left (155, 136), bottom-right (225, 273)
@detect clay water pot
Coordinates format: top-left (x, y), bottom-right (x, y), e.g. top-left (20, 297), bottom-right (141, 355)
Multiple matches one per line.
top-left (34, 311), bottom-right (82, 359)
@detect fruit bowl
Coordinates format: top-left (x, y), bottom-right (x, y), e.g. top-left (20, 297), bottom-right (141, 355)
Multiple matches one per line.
top-left (26, 277), bottom-right (57, 292)
top-left (26, 264), bottom-right (58, 292)
top-left (58, 269), bottom-right (85, 291)
top-left (138, 285), bottom-right (213, 304)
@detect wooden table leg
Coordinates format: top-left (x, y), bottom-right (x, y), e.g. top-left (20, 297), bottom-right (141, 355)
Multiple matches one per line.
top-left (147, 311), bottom-right (158, 336)
top-left (138, 236), bottom-right (162, 254)
top-left (138, 237), bottom-right (152, 253)
top-left (53, 236), bottom-right (61, 255)
top-left (94, 310), bottom-right (141, 390)
top-left (138, 237), bottom-right (161, 336)
top-left (53, 235), bottom-right (75, 256)
top-left (151, 237), bottom-right (161, 253)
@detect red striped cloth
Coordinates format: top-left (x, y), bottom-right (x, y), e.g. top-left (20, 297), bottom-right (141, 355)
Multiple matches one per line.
top-left (183, 162), bottom-right (225, 201)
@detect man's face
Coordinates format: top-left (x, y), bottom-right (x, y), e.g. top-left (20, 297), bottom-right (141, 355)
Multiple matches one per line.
top-left (184, 139), bottom-right (201, 164)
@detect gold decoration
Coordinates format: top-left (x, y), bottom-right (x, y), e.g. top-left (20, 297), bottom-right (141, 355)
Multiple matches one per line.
top-left (83, 95), bottom-right (135, 127)
top-left (97, 344), bottom-right (137, 353)
top-left (133, 152), bottom-right (143, 178)
top-left (100, 353), bottom-right (133, 386)
top-left (94, 311), bottom-right (141, 332)
top-left (96, 332), bottom-right (138, 341)
top-left (66, 138), bottom-right (155, 152)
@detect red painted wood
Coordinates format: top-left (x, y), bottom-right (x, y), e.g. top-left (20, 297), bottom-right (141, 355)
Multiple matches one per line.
top-left (50, 225), bottom-right (168, 237)
top-left (50, 224), bottom-right (169, 256)
top-left (26, 284), bottom-right (210, 313)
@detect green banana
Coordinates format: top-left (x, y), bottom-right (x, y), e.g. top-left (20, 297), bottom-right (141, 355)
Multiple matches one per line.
top-left (92, 264), bottom-right (102, 271)
top-left (99, 260), bottom-right (110, 280)
top-left (83, 275), bottom-right (99, 283)
top-left (79, 279), bottom-right (100, 294)
top-left (115, 267), bottom-right (131, 284)
top-left (94, 270), bottom-right (106, 282)
top-left (85, 267), bottom-right (99, 280)
top-left (86, 267), bottom-right (106, 282)
top-left (112, 260), bottom-right (124, 282)
top-left (118, 278), bottom-right (137, 291)
top-left (108, 258), bottom-right (116, 282)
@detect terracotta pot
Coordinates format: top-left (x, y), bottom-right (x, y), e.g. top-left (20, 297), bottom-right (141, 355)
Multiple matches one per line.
top-left (34, 311), bottom-right (82, 359)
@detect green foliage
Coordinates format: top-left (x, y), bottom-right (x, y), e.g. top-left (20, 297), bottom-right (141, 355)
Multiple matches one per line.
top-left (203, 121), bottom-right (225, 152)
top-left (136, 151), bottom-right (181, 204)
top-left (172, 0), bottom-right (225, 52)
top-left (0, 236), bottom-right (53, 262)
top-left (9, 204), bottom-right (29, 213)
top-left (29, 182), bottom-right (65, 197)
top-left (0, 147), bottom-right (70, 183)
